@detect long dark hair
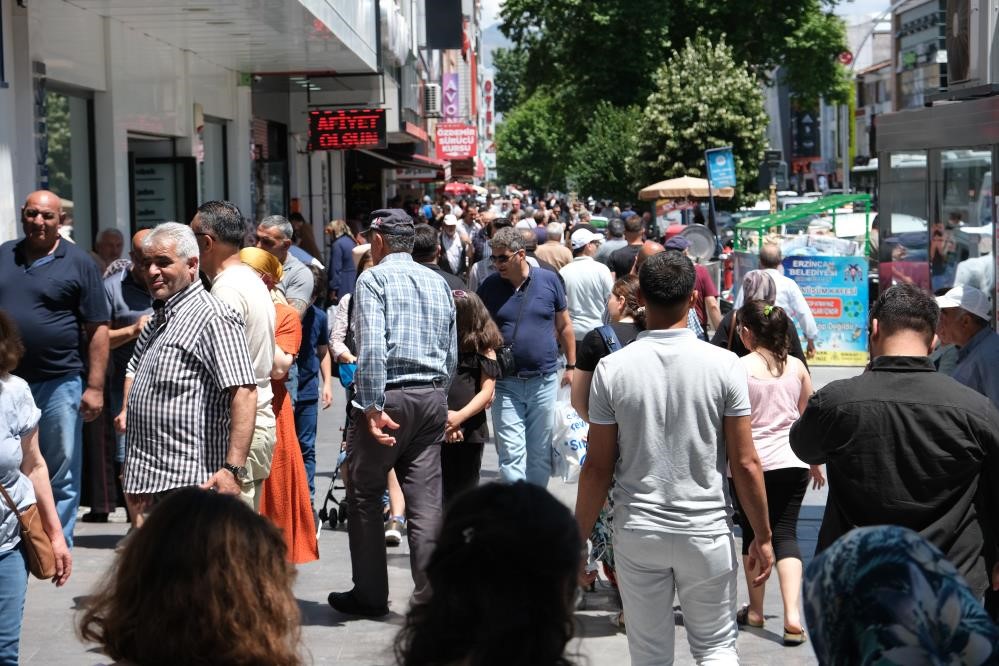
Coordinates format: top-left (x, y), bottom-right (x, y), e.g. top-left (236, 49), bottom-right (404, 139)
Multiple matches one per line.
top-left (453, 290), bottom-right (503, 354)
top-left (738, 299), bottom-right (791, 375)
top-left (394, 482), bottom-right (580, 666)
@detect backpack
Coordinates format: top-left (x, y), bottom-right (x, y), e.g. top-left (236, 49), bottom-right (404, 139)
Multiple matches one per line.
top-left (595, 325), bottom-right (622, 355)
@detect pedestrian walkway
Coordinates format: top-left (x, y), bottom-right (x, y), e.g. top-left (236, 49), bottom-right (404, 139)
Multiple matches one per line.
top-left (19, 368), bottom-right (853, 665)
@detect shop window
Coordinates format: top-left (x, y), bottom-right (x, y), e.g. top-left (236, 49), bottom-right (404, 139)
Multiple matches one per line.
top-left (199, 117), bottom-right (228, 203)
top-left (879, 152), bottom-right (929, 291)
top-left (45, 90), bottom-right (95, 247)
top-left (252, 119), bottom-right (289, 221)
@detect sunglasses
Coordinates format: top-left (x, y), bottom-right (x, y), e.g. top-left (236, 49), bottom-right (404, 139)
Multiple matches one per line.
top-left (490, 252), bottom-right (519, 265)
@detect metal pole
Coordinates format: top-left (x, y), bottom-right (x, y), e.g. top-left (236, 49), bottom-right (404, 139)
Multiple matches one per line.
top-left (842, 103), bottom-right (851, 192)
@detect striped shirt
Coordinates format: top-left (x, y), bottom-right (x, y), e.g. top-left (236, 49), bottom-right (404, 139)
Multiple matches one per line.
top-left (352, 252), bottom-right (457, 412)
top-left (123, 280), bottom-right (256, 494)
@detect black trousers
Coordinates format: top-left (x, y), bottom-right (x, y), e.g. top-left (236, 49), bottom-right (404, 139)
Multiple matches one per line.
top-left (345, 385), bottom-right (447, 607)
top-left (731, 467), bottom-right (808, 561)
top-left (81, 399), bottom-right (121, 514)
top-left (441, 441), bottom-right (484, 506)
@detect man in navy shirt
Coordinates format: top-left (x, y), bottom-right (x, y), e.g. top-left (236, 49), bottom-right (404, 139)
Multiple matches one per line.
top-left (477, 226), bottom-right (576, 486)
top-left (0, 190), bottom-right (110, 546)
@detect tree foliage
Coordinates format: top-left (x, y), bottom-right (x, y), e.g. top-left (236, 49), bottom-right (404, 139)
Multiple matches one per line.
top-left (495, 93), bottom-right (567, 192)
top-left (492, 47), bottom-right (528, 114)
top-left (567, 102), bottom-right (641, 203)
top-left (631, 36), bottom-right (769, 207)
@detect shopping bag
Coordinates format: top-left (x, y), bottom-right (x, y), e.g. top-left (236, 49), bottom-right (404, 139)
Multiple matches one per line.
top-left (551, 385), bottom-right (588, 483)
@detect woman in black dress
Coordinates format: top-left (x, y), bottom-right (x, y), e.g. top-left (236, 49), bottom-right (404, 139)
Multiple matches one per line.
top-left (442, 290), bottom-right (504, 504)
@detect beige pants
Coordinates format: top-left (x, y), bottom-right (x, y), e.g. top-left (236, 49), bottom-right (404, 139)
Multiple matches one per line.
top-left (239, 423), bottom-right (276, 512)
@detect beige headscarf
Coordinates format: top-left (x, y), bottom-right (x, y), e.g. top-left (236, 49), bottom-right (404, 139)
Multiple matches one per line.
top-left (239, 247), bottom-right (287, 305)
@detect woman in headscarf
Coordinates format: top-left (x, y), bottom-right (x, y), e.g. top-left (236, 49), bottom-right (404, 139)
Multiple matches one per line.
top-left (239, 247), bottom-right (318, 564)
top-left (804, 525), bottom-right (999, 665)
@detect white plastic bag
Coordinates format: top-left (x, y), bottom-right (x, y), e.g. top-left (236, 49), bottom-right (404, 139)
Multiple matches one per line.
top-left (551, 385), bottom-right (588, 483)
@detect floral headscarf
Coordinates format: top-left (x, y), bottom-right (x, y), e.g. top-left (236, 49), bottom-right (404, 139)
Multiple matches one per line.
top-left (804, 525), bottom-right (999, 665)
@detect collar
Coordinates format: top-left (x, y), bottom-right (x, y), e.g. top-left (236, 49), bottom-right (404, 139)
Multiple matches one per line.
top-left (156, 280), bottom-right (204, 322)
top-left (15, 237), bottom-right (66, 267)
top-left (636, 327), bottom-right (696, 342)
top-left (572, 255), bottom-right (594, 262)
top-left (869, 355), bottom-right (936, 372)
top-left (957, 327), bottom-right (994, 362)
top-left (380, 252), bottom-right (415, 265)
top-left (504, 266), bottom-right (534, 292)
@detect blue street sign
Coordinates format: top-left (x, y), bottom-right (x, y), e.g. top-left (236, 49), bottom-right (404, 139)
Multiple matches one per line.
top-left (705, 147), bottom-right (737, 189)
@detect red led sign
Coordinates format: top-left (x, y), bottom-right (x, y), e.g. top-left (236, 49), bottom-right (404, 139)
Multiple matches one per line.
top-left (308, 108), bottom-right (387, 151)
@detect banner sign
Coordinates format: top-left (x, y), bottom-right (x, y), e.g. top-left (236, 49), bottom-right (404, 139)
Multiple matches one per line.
top-left (705, 146), bottom-right (737, 189)
top-left (783, 255), bottom-right (869, 366)
top-left (443, 73), bottom-right (460, 121)
top-left (436, 123), bottom-right (477, 160)
top-left (308, 108), bottom-right (386, 151)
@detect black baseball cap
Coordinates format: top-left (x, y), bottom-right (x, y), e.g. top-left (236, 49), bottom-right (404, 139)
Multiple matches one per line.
top-left (362, 208), bottom-right (415, 236)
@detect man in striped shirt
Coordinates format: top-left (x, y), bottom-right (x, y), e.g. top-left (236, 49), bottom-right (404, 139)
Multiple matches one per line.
top-left (328, 209), bottom-right (457, 618)
top-left (115, 223), bottom-right (257, 526)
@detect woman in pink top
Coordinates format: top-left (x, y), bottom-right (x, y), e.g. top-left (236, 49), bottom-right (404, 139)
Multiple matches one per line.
top-left (731, 300), bottom-right (824, 646)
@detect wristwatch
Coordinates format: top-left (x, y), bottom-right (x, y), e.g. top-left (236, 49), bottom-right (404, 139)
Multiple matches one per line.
top-left (564, 364), bottom-right (576, 370)
top-left (222, 462), bottom-right (249, 482)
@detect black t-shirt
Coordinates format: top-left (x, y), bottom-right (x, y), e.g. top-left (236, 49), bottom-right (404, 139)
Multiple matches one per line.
top-left (0, 239), bottom-right (110, 382)
top-left (576, 321), bottom-right (641, 372)
top-left (710, 310), bottom-right (809, 369)
top-left (609, 245), bottom-right (642, 276)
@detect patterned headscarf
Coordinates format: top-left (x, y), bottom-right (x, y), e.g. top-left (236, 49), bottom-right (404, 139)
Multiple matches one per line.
top-left (804, 525), bottom-right (999, 666)
top-left (741, 269), bottom-right (777, 305)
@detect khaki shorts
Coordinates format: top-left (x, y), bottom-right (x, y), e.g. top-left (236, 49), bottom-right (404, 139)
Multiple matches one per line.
top-left (239, 423), bottom-right (276, 512)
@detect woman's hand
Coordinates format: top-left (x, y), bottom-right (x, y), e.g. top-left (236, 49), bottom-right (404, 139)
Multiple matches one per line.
top-left (50, 533), bottom-right (72, 587)
top-left (809, 465), bottom-right (826, 490)
top-left (446, 410), bottom-right (464, 433)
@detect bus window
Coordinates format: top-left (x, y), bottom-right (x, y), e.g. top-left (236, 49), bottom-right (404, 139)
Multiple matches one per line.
top-left (933, 149), bottom-right (992, 294)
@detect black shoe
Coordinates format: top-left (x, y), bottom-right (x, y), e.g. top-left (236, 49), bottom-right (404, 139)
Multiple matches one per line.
top-left (327, 591), bottom-right (389, 618)
top-left (82, 512), bottom-right (109, 523)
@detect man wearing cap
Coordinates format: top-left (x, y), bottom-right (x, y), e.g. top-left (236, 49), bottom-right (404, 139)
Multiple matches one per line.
top-left (477, 227), bottom-right (576, 487)
top-left (936, 284), bottom-right (999, 408)
top-left (329, 209), bottom-right (457, 618)
top-left (438, 213), bottom-right (470, 280)
top-left (561, 228), bottom-right (614, 343)
top-left (664, 236), bottom-right (723, 335)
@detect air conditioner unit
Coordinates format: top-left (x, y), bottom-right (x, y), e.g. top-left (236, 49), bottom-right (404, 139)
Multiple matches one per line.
top-left (424, 83), bottom-right (442, 117)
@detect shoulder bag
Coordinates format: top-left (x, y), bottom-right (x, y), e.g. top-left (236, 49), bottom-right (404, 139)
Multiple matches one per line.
top-left (0, 483), bottom-right (56, 580)
top-left (496, 271), bottom-right (533, 378)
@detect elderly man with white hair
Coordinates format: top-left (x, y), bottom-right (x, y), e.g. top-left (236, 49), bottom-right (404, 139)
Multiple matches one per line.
top-left (936, 284), bottom-right (999, 408)
top-left (535, 221), bottom-right (573, 270)
top-left (116, 222), bottom-right (256, 527)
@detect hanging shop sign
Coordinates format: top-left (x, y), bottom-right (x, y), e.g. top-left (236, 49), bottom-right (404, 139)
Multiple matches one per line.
top-left (308, 108), bottom-right (386, 151)
top-left (435, 123), bottom-right (477, 160)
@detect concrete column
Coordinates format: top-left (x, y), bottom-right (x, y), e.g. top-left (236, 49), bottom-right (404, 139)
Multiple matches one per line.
top-left (229, 83), bottom-right (252, 217)
top-left (0, 0), bottom-right (19, 240)
top-left (94, 18), bottom-right (130, 235)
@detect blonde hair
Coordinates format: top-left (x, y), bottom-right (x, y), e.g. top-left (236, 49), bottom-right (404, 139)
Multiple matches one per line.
top-left (327, 219), bottom-right (351, 239)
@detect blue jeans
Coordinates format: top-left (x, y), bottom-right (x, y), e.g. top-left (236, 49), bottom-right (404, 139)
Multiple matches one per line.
top-left (0, 544), bottom-right (28, 666)
top-left (491, 373), bottom-right (559, 486)
top-left (109, 383), bottom-right (125, 463)
top-left (29, 374), bottom-right (83, 547)
top-left (294, 398), bottom-right (318, 500)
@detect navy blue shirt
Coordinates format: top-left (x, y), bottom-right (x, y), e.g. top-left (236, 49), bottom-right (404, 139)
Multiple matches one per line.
top-left (104, 266), bottom-right (154, 392)
top-left (477, 268), bottom-right (567, 375)
top-left (295, 304), bottom-right (328, 402)
top-left (0, 239), bottom-right (110, 382)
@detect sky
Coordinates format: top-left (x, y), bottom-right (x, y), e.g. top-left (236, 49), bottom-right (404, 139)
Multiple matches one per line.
top-left (479, 0), bottom-right (891, 30)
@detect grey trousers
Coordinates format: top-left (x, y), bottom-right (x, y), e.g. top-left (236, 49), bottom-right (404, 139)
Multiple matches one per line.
top-left (345, 384), bottom-right (447, 607)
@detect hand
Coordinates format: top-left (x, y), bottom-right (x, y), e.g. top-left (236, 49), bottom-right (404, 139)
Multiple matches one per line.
top-left (746, 538), bottom-right (775, 587)
top-left (561, 368), bottom-right (574, 387)
top-left (579, 563), bottom-right (598, 588)
top-left (809, 465), bottom-right (826, 490)
top-left (201, 469), bottom-right (242, 495)
top-left (133, 314), bottom-right (150, 337)
top-left (321, 382), bottom-right (333, 410)
top-left (114, 409), bottom-right (127, 434)
top-left (50, 533), bottom-right (72, 587)
top-left (366, 409), bottom-right (400, 446)
top-left (80, 387), bottom-right (103, 423)
top-left (806, 339), bottom-right (816, 359)
top-left (446, 409), bottom-right (463, 433)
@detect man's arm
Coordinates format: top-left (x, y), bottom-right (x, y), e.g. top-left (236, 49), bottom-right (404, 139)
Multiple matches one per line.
top-left (789, 391), bottom-right (829, 464)
top-left (201, 385), bottom-right (256, 494)
top-left (555, 308), bottom-right (576, 387)
top-left (81, 322), bottom-right (110, 422)
top-left (108, 315), bottom-right (150, 350)
top-left (724, 414), bottom-right (775, 586)
top-left (352, 276), bottom-right (387, 412)
top-left (705, 295), bottom-right (723, 330)
top-left (318, 344), bottom-right (333, 409)
top-left (113, 376), bottom-right (133, 434)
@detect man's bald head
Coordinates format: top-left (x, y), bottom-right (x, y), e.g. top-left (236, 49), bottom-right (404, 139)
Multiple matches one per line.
top-left (21, 190), bottom-right (66, 256)
top-left (24, 190), bottom-right (63, 214)
top-left (759, 242), bottom-right (782, 269)
top-left (634, 240), bottom-right (665, 273)
top-left (131, 228), bottom-right (152, 254)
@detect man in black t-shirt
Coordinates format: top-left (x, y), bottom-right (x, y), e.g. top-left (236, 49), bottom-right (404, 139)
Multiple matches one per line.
top-left (608, 216), bottom-right (645, 277)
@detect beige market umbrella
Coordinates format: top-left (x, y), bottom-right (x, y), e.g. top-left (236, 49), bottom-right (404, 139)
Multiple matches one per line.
top-left (638, 175), bottom-right (735, 201)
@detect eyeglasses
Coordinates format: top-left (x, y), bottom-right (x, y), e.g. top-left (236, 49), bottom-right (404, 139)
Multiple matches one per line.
top-left (23, 209), bottom-right (58, 221)
top-left (490, 252), bottom-right (518, 265)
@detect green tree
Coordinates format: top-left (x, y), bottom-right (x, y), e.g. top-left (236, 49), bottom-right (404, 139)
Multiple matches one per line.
top-left (45, 92), bottom-right (73, 198)
top-left (495, 93), bottom-right (567, 192)
top-left (631, 36), bottom-right (769, 207)
top-left (567, 102), bottom-right (641, 203)
top-left (782, 11), bottom-right (852, 106)
top-left (492, 47), bottom-right (528, 114)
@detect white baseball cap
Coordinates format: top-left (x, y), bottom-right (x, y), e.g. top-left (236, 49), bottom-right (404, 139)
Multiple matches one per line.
top-left (570, 228), bottom-right (604, 250)
top-left (935, 284), bottom-right (992, 321)
top-left (443, 214), bottom-right (459, 226)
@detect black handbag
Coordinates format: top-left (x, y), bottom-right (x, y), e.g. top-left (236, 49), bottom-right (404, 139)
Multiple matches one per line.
top-left (497, 271), bottom-right (532, 378)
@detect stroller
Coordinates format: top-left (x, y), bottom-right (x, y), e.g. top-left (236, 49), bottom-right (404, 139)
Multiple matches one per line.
top-left (318, 394), bottom-right (352, 529)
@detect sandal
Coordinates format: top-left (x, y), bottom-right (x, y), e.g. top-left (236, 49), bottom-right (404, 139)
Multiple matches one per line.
top-left (736, 605), bottom-right (764, 628)
top-left (783, 627), bottom-right (807, 645)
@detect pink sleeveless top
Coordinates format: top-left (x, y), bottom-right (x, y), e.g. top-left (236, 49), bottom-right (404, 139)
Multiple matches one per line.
top-left (746, 368), bottom-right (809, 472)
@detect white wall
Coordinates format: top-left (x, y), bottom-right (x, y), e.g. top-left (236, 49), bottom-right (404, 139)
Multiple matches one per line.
top-left (0, 0), bottom-right (18, 241)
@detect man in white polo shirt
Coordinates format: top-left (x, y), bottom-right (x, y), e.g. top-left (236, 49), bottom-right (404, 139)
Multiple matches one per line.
top-left (560, 228), bottom-right (613, 343)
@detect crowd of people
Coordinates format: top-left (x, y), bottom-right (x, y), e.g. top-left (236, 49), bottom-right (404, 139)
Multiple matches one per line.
top-left (1, 187), bottom-right (999, 665)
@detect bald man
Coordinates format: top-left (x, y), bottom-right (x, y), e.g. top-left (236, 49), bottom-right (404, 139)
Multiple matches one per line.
top-left (0, 190), bottom-right (110, 546)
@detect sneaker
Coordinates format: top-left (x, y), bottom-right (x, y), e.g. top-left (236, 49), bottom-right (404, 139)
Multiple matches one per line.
top-left (385, 516), bottom-right (405, 546)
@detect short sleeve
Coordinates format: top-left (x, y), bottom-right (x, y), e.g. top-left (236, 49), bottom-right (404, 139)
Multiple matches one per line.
top-left (275, 305), bottom-right (302, 356)
top-left (587, 361), bottom-right (616, 425)
top-left (550, 272), bottom-right (567, 312)
top-left (697, 266), bottom-right (719, 298)
top-left (478, 355), bottom-right (501, 380)
top-left (576, 329), bottom-right (605, 372)
top-left (202, 315), bottom-right (256, 391)
top-left (13, 379), bottom-right (41, 437)
top-left (78, 256), bottom-right (111, 323)
top-left (724, 356), bottom-right (751, 417)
